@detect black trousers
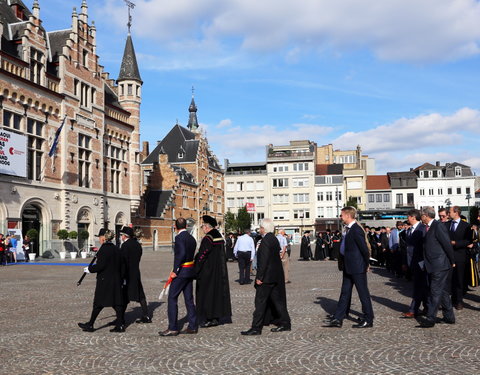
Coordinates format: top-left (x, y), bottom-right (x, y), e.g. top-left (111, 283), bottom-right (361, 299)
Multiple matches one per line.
top-left (89, 303), bottom-right (125, 327)
top-left (0, 251), bottom-right (6, 265)
top-left (334, 271), bottom-right (374, 324)
top-left (427, 269), bottom-right (455, 322)
top-left (237, 251), bottom-right (252, 284)
top-left (251, 283), bottom-right (290, 330)
top-left (451, 258), bottom-right (466, 305)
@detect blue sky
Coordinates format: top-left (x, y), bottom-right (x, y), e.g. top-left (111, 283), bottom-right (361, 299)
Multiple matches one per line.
top-left (27, 0), bottom-right (480, 174)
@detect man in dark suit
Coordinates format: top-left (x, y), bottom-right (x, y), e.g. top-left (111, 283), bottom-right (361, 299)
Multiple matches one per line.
top-left (324, 206), bottom-right (374, 328)
top-left (160, 218), bottom-right (198, 336)
top-left (447, 206), bottom-right (472, 310)
top-left (120, 226), bottom-right (151, 324)
top-left (419, 206), bottom-right (456, 328)
top-left (401, 209), bottom-right (427, 318)
top-left (241, 218), bottom-right (291, 335)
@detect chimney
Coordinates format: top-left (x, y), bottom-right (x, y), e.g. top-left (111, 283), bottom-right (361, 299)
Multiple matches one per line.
top-left (435, 161), bottom-right (440, 167)
top-left (142, 141), bottom-right (149, 155)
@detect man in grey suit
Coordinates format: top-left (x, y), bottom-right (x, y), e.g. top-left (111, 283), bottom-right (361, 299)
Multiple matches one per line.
top-left (419, 207), bottom-right (456, 328)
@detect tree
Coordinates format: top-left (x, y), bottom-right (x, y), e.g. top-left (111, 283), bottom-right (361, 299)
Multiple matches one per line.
top-left (236, 206), bottom-right (252, 232)
top-left (346, 196), bottom-right (358, 209)
top-left (224, 211), bottom-right (237, 233)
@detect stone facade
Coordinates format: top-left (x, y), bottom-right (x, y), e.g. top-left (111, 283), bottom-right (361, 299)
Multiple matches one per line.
top-left (0, 1), bottom-right (142, 255)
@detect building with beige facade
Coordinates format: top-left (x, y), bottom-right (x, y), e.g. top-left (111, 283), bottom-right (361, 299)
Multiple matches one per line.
top-left (0, 0), bottom-right (143, 256)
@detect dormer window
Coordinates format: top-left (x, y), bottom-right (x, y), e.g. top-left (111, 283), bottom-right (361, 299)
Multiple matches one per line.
top-left (455, 166), bottom-right (462, 177)
top-left (420, 171), bottom-right (424, 178)
top-left (12, 5), bottom-right (25, 20)
top-left (178, 147), bottom-right (185, 159)
top-left (428, 170), bottom-right (433, 178)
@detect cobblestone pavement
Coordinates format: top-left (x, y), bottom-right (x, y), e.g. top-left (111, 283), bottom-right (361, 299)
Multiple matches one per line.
top-left (1, 246), bottom-right (480, 375)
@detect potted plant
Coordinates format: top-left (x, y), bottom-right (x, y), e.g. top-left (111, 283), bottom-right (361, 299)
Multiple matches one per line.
top-left (57, 229), bottom-right (69, 260)
top-left (78, 230), bottom-right (89, 258)
top-left (69, 231), bottom-right (79, 259)
top-left (26, 228), bottom-right (38, 261)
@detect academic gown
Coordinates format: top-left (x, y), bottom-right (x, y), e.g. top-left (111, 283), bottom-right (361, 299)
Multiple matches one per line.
top-left (195, 229), bottom-right (232, 323)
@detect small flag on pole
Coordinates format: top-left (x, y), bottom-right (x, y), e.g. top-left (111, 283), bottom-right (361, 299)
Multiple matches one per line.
top-left (159, 274), bottom-right (173, 300)
top-left (48, 116), bottom-right (67, 157)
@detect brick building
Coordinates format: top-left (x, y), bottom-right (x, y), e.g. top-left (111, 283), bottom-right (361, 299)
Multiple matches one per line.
top-left (0, 0), bottom-right (142, 255)
top-left (134, 97), bottom-right (224, 250)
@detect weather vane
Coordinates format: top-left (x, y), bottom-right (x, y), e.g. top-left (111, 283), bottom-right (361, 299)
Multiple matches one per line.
top-left (124, 0), bottom-right (136, 34)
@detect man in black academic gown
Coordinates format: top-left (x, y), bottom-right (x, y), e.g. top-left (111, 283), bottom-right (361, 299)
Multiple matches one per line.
top-left (78, 229), bottom-right (125, 333)
top-left (300, 231), bottom-right (312, 260)
top-left (241, 218), bottom-right (291, 335)
top-left (120, 226), bottom-right (151, 324)
top-left (195, 215), bottom-right (232, 328)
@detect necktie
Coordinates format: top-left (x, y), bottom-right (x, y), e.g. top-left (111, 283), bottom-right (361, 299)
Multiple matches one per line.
top-left (426, 225), bottom-right (430, 232)
top-left (450, 221), bottom-right (456, 232)
top-left (407, 227), bottom-right (412, 237)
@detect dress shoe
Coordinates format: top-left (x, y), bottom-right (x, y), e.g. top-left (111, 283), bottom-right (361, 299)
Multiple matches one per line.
top-left (271, 326), bottom-right (291, 332)
top-left (417, 318), bottom-right (435, 328)
top-left (78, 322), bottom-right (94, 332)
top-left (200, 319), bottom-right (219, 328)
top-left (159, 329), bottom-right (179, 337)
top-left (401, 312), bottom-right (415, 318)
top-left (323, 319), bottom-right (342, 328)
top-left (180, 328), bottom-right (198, 334)
top-left (110, 325), bottom-right (126, 333)
top-left (439, 318), bottom-right (455, 325)
top-left (352, 320), bottom-right (373, 328)
top-left (454, 303), bottom-right (463, 310)
top-left (135, 316), bottom-right (152, 324)
top-left (241, 328), bottom-right (261, 336)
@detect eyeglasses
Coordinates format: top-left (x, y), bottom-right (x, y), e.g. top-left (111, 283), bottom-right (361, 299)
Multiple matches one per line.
top-left (439, 214), bottom-right (447, 218)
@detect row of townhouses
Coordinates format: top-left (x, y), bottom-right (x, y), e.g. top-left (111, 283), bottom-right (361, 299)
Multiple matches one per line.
top-left (225, 142), bottom-right (479, 239)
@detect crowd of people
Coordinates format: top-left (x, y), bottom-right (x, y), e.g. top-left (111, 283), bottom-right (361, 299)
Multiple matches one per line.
top-left (76, 205), bottom-right (479, 335)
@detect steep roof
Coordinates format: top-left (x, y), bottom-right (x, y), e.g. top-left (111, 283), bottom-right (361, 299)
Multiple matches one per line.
top-left (47, 30), bottom-right (70, 61)
top-left (144, 190), bottom-right (172, 218)
top-left (142, 124), bottom-right (198, 165)
top-left (117, 34), bottom-right (142, 83)
top-left (366, 175), bottom-right (390, 190)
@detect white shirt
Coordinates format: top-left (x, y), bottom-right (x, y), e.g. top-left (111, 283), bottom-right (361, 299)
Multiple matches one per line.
top-left (234, 234), bottom-right (256, 260)
top-left (276, 234), bottom-right (288, 252)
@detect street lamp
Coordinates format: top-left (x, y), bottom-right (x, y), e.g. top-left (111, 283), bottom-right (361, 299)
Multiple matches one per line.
top-left (336, 186), bottom-right (340, 231)
top-left (466, 193), bottom-right (472, 210)
top-left (168, 195), bottom-right (176, 252)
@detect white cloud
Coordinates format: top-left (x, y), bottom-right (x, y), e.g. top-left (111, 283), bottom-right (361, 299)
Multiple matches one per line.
top-left (101, 0), bottom-right (480, 63)
top-left (217, 119), bottom-right (233, 128)
top-left (332, 108), bottom-right (480, 154)
top-left (210, 122), bottom-right (334, 160)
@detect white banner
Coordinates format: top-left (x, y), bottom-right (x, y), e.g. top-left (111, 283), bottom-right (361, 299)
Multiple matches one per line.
top-left (0, 129), bottom-right (27, 177)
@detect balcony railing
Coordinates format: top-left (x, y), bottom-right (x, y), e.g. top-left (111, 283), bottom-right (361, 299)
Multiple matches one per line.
top-left (226, 170), bottom-right (267, 176)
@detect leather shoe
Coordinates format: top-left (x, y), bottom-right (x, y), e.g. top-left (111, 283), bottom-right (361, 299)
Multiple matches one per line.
top-left (241, 328), bottom-right (261, 336)
top-left (180, 328), bottom-right (198, 334)
top-left (417, 318), bottom-right (435, 328)
top-left (78, 322), bottom-right (94, 332)
top-left (401, 312), bottom-right (415, 318)
top-left (110, 325), bottom-right (126, 333)
top-left (322, 319), bottom-right (342, 328)
top-left (440, 318), bottom-right (455, 325)
top-left (454, 303), bottom-right (463, 310)
top-left (135, 316), bottom-right (152, 324)
top-left (200, 319), bottom-right (219, 328)
top-left (271, 326), bottom-right (291, 332)
top-left (159, 329), bottom-right (179, 337)
top-left (352, 320), bottom-right (373, 328)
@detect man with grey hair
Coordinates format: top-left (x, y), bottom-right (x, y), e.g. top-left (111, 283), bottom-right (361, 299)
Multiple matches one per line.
top-left (419, 206), bottom-right (455, 328)
top-left (241, 218), bottom-right (291, 335)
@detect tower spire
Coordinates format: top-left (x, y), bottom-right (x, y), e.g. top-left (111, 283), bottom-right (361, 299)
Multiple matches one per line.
top-left (187, 90), bottom-right (199, 132)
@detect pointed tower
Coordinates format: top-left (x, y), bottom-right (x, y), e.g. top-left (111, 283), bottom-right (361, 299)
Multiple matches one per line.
top-left (187, 93), bottom-right (199, 132)
top-left (117, 31), bottom-right (142, 214)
